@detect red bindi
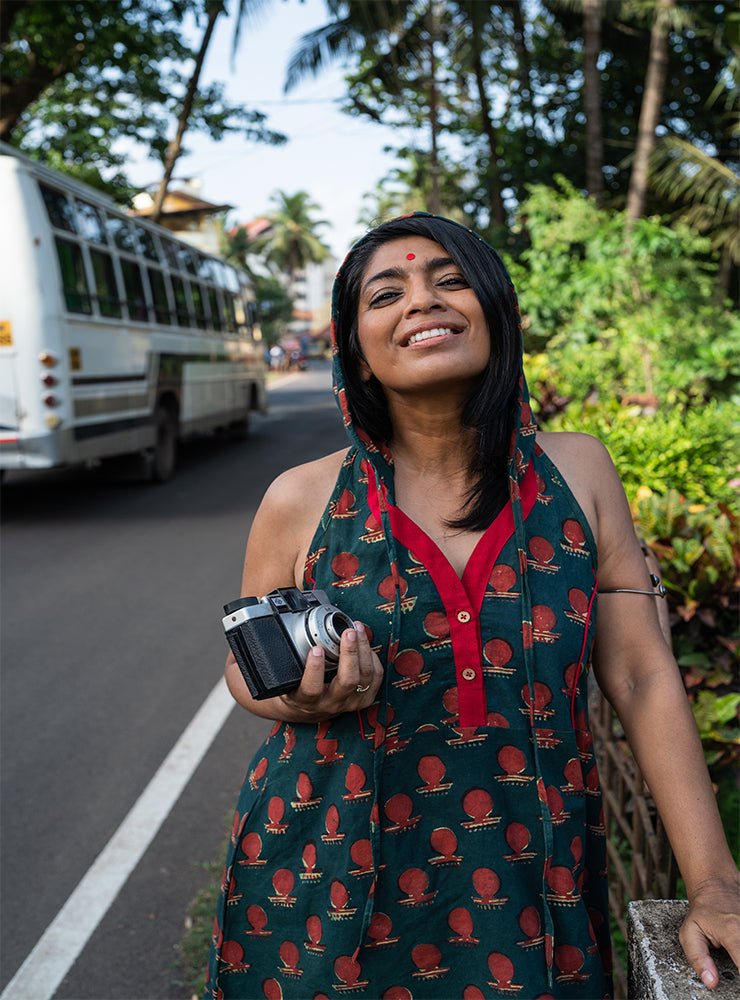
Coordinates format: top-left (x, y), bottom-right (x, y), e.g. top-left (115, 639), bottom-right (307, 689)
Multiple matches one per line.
top-left (406, 252), bottom-right (416, 260)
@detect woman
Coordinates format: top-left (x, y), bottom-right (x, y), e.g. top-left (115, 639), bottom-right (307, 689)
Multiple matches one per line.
top-left (205, 214), bottom-right (738, 999)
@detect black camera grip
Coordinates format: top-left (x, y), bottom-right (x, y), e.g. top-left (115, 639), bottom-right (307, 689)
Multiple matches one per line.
top-left (226, 615), bottom-right (305, 700)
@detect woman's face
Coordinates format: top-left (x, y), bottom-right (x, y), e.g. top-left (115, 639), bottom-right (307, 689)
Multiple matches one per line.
top-left (355, 235), bottom-right (490, 397)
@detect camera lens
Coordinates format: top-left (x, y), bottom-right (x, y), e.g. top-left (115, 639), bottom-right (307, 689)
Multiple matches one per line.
top-left (328, 613), bottom-right (351, 639)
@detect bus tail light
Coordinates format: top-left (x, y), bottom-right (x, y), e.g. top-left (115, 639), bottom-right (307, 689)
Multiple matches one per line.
top-left (39, 351), bottom-right (58, 367)
top-left (42, 393), bottom-right (59, 407)
top-left (41, 373), bottom-right (58, 387)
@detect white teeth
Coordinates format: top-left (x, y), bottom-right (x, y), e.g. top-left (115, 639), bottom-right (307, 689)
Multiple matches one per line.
top-left (408, 327), bottom-right (456, 345)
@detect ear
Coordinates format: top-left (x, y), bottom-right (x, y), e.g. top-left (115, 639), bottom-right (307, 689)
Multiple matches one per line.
top-left (358, 357), bottom-right (373, 382)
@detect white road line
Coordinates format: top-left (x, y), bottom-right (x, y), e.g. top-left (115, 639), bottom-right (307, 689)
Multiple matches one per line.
top-left (1, 677), bottom-right (235, 1000)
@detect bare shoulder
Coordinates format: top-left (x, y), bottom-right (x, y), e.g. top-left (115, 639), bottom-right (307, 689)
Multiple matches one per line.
top-left (241, 448), bottom-right (348, 593)
top-left (535, 431), bottom-right (619, 544)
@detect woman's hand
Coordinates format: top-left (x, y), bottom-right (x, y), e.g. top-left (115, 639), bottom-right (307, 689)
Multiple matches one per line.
top-left (278, 620), bottom-right (384, 723)
top-left (679, 874), bottom-right (740, 989)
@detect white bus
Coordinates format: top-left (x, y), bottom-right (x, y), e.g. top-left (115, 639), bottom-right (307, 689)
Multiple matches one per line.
top-left (0, 142), bottom-right (267, 482)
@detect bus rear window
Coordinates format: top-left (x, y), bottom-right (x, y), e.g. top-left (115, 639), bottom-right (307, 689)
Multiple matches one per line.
top-left (106, 215), bottom-right (138, 253)
top-left (170, 276), bottom-right (191, 326)
top-left (147, 268), bottom-right (172, 325)
top-left (190, 283), bottom-right (207, 328)
top-left (135, 226), bottom-right (159, 262)
top-left (207, 288), bottom-right (222, 331)
top-left (41, 185), bottom-right (77, 233)
top-left (54, 237), bottom-right (91, 314)
top-left (119, 258), bottom-right (148, 322)
top-left (76, 201), bottom-right (107, 244)
top-left (89, 249), bottom-right (122, 318)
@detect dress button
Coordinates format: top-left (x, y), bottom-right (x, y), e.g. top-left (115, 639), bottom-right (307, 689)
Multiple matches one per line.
top-left (462, 667), bottom-right (476, 681)
top-left (457, 610), bottom-right (471, 624)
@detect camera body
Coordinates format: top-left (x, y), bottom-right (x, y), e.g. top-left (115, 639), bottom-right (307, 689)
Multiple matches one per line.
top-left (222, 587), bottom-right (354, 700)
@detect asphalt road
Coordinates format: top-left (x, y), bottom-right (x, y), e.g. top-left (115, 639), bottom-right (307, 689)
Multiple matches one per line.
top-left (0, 361), bottom-right (348, 999)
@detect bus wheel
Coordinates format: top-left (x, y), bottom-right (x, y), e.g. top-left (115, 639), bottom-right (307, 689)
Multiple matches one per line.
top-left (150, 405), bottom-right (178, 482)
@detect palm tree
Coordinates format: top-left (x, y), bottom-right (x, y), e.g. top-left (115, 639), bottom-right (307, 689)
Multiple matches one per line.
top-left (625, 0), bottom-right (676, 224)
top-left (256, 190), bottom-right (331, 283)
top-left (151, 0), bottom-right (270, 223)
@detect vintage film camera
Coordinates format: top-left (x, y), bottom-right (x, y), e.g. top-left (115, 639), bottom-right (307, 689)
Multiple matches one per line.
top-left (222, 588), bottom-right (354, 700)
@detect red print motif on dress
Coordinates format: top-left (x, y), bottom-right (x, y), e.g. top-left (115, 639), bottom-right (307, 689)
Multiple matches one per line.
top-left (446, 720), bottom-right (488, 748)
top-left (248, 756), bottom-right (268, 790)
top-left (333, 954), bottom-right (369, 992)
top-left (407, 549), bottom-right (429, 575)
top-left (262, 977), bottom-right (283, 999)
top-left (291, 771), bottom-right (322, 810)
top-left (448, 906), bottom-right (480, 945)
top-left (330, 489), bottom-right (359, 519)
top-left (359, 511), bottom-right (384, 544)
top-left (321, 803), bottom-right (345, 844)
top-left (421, 610), bottom-right (451, 650)
top-left (471, 867), bottom-right (509, 908)
top-left (483, 638), bottom-right (516, 676)
top-left (534, 727), bottom-right (562, 750)
top-left (343, 762), bottom-right (372, 801)
top-left (411, 944), bottom-right (450, 979)
top-left (383, 793), bottom-right (421, 832)
top-left (565, 587), bottom-right (590, 625)
top-left (487, 952), bottom-right (523, 992)
top-left (316, 721), bottom-right (344, 764)
top-left (554, 945), bottom-right (589, 984)
top-left (337, 388), bottom-right (352, 427)
top-left (331, 552), bottom-right (366, 588)
top-left (463, 989), bottom-right (485, 1000)
top-left (328, 879), bottom-right (357, 921)
top-left (546, 864), bottom-right (581, 907)
top-left (279, 725), bottom-right (296, 763)
top-left (532, 605), bottom-right (561, 643)
top-left (278, 940), bottom-right (303, 978)
top-left (382, 989), bottom-right (412, 1000)
top-left (376, 573), bottom-right (416, 614)
top-left (304, 914), bottom-right (326, 954)
top-left (496, 745), bottom-right (535, 784)
top-left (246, 904), bottom-right (271, 936)
top-left (299, 841), bottom-right (322, 882)
top-left (224, 870), bottom-right (242, 906)
top-left (265, 796), bottom-right (289, 834)
top-left (504, 822), bottom-right (537, 862)
top-left (519, 401), bottom-right (536, 437)
top-left (561, 756), bottom-right (585, 794)
top-left (520, 681), bottom-right (555, 721)
top-left (269, 868), bottom-right (297, 907)
top-left (461, 788), bottom-right (502, 830)
top-left (536, 472), bottom-right (554, 505)
top-left (517, 906), bottom-right (545, 948)
top-left (239, 831), bottom-right (267, 867)
top-left (365, 912), bottom-right (400, 948)
top-left (398, 867), bottom-right (438, 906)
top-left (416, 755), bottom-right (453, 794)
top-left (219, 939), bottom-right (251, 974)
top-left (546, 785), bottom-right (572, 825)
top-left (561, 519), bottom-right (588, 557)
top-left (486, 563), bottom-right (520, 599)
top-left (429, 826), bottom-right (463, 866)
top-left (392, 648), bottom-right (431, 689)
top-left (527, 537), bottom-right (560, 574)
top-left (349, 837), bottom-right (374, 876)
top-left (303, 546), bottom-right (327, 587)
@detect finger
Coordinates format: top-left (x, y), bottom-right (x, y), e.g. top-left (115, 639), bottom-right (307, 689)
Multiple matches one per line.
top-left (333, 627), bottom-right (360, 694)
top-left (354, 621), bottom-right (374, 688)
top-left (295, 647), bottom-right (327, 701)
top-left (680, 919), bottom-right (719, 990)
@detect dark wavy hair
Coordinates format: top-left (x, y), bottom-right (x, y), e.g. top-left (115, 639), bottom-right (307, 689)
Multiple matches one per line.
top-left (333, 214), bottom-right (522, 530)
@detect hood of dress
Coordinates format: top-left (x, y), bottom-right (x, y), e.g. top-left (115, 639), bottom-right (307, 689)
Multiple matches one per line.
top-left (329, 211), bottom-right (537, 490)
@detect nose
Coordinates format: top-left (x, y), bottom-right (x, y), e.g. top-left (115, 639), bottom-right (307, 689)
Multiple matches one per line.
top-left (403, 275), bottom-right (444, 317)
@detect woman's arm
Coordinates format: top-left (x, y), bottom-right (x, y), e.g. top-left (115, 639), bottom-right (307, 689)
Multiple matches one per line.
top-left (586, 437), bottom-right (739, 989)
top-left (224, 456), bottom-right (384, 724)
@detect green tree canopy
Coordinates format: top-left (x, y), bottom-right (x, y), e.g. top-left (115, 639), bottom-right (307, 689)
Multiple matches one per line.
top-left (254, 190), bottom-right (332, 280)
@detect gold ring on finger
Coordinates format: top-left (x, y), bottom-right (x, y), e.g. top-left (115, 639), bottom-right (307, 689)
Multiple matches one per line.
top-left (356, 683), bottom-right (371, 694)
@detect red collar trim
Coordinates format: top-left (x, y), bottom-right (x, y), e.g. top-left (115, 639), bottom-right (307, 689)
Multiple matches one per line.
top-left (366, 461), bottom-right (537, 726)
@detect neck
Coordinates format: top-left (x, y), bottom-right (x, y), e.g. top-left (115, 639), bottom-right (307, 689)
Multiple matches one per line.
top-left (386, 394), bottom-right (474, 479)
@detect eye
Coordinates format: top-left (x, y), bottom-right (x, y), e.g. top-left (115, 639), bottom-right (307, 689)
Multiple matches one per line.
top-left (368, 288), bottom-right (401, 307)
top-left (438, 273), bottom-right (468, 288)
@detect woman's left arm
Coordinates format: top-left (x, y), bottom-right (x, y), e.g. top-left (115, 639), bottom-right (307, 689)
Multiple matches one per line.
top-left (586, 439), bottom-right (740, 990)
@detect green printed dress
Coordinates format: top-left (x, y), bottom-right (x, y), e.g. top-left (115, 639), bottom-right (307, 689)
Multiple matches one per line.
top-left (205, 234), bottom-right (612, 1000)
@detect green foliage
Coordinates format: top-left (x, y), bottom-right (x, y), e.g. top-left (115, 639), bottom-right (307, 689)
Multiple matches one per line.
top-left (1, 0), bottom-right (285, 198)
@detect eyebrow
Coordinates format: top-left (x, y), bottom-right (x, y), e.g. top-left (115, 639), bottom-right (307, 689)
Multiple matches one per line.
top-left (361, 256), bottom-right (458, 296)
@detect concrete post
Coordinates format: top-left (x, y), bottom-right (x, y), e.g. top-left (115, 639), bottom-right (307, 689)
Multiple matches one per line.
top-left (628, 900), bottom-right (740, 999)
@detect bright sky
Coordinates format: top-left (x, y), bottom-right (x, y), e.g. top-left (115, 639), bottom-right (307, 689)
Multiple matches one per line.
top-left (127, 0), bottom-right (411, 259)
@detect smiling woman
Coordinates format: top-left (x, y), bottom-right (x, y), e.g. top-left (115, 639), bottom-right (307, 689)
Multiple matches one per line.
top-left (204, 213), bottom-right (740, 1000)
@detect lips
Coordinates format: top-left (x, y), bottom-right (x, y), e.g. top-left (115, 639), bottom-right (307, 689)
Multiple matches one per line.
top-left (403, 324), bottom-right (463, 346)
